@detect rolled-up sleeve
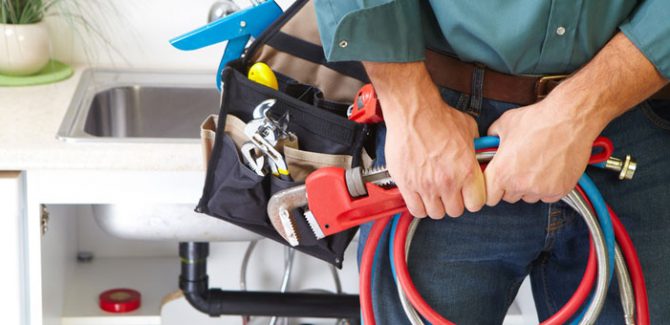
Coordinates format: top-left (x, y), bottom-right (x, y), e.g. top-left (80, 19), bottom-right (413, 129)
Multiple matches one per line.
top-left (620, 0), bottom-right (670, 79)
top-left (313, 0), bottom-right (425, 62)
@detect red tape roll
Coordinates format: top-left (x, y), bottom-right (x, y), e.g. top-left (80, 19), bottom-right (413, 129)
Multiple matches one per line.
top-left (99, 288), bottom-right (141, 313)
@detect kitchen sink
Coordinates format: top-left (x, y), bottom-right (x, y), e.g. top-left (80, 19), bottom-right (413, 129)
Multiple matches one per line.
top-left (57, 69), bottom-right (220, 143)
top-left (57, 69), bottom-right (261, 242)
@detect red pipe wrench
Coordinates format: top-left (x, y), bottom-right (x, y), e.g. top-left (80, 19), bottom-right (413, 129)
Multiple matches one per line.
top-left (267, 136), bottom-right (630, 246)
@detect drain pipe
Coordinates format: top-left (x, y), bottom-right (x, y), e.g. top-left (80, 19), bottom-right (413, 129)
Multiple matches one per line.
top-left (179, 242), bottom-right (360, 319)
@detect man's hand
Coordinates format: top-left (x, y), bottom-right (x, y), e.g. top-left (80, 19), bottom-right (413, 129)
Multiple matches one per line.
top-left (364, 61), bottom-right (486, 218)
top-left (484, 100), bottom-right (597, 204)
top-left (485, 32), bottom-right (668, 206)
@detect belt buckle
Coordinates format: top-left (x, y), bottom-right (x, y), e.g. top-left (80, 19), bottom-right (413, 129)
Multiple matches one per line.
top-left (536, 74), bottom-right (568, 100)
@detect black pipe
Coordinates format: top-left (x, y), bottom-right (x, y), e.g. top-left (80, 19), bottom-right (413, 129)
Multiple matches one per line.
top-left (179, 242), bottom-right (360, 318)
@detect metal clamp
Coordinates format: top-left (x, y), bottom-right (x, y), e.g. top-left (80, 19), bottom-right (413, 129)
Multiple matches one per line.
top-left (605, 155), bottom-right (637, 180)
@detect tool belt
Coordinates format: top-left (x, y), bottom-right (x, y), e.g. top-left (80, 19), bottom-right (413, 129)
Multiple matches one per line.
top-left (425, 49), bottom-right (670, 105)
top-left (197, 0), bottom-right (371, 267)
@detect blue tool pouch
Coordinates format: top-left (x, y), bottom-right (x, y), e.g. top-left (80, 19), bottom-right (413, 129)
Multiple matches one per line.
top-left (196, 0), bottom-right (372, 267)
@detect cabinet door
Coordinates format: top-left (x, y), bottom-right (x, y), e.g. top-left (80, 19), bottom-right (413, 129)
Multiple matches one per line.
top-left (0, 171), bottom-right (25, 325)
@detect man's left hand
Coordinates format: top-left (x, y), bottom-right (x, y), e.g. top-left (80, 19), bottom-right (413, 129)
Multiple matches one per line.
top-left (484, 32), bottom-right (668, 206)
top-left (484, 99), bottom-right (601, 205)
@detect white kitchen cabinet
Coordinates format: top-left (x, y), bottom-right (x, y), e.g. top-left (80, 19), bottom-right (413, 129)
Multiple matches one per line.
top-left (11, 169), bottom-right (537, 325)
top-left (20, 169), bottom-right (362, 325)
top-left (24, 170), bottom-right (204, 325)
top-left (40, 204), bottom-right (178, 325)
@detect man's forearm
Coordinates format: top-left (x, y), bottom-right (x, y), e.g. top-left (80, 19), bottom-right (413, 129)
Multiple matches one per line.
top-left (362, 61), bottom-right (441, 121)
top-left (361, 61), bottom-right (486, 218)
top-left (549, 32), bottom-right (668, 131)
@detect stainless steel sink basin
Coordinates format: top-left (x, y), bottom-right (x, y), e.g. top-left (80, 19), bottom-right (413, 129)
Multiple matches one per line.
top-left (92, 204), bottom-right (261, 242)
top-left (58, 69), bottom-right (261, 242)
top-left (57, 69), bottom-right (220, 143)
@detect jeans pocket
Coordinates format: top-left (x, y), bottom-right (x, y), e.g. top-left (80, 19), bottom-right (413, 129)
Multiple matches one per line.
top-left (641, 100), bottom-right (670, 131)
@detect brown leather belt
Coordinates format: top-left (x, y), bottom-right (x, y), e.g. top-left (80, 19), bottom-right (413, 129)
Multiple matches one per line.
top-left (424, 50), bottom-right (670, 106)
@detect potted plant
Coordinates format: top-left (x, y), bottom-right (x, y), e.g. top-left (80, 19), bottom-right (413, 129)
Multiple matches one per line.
top-left (0, 0), bottom-right (52, 76)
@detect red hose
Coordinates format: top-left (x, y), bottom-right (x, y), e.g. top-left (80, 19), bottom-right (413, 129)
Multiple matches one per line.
top-left (575, 186), bottom-right (650, 325)
top-left (589, 137), bottom-right (614, 164)
top-left (393, 212), bottom-right (455, 324)
top-left (360, 218), bottom-right (392, 325)
top-left (540, 238), bottom-right (596, 324)
top-left (608, 205), bottom-right (650, 325)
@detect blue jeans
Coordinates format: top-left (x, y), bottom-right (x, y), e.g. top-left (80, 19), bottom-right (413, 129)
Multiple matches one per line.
top-left (359, 87), bottom-right (670, 324)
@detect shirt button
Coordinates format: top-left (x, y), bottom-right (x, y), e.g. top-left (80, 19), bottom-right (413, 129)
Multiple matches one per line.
top-left (556, 26), bottom-right (566, 36)
top-left (339, 40), bottom-right (348, 48)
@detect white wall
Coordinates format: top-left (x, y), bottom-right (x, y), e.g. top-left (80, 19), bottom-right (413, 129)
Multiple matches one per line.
top-left (45, 0), bottom-right (295, 71)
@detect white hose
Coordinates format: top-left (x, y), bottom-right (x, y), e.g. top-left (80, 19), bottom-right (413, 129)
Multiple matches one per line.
top-left (615, 246), bottom-right (636, 325)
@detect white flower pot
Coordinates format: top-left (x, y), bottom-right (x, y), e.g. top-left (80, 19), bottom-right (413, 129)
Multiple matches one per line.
top-left (0, 21), bottom-right (50, 76)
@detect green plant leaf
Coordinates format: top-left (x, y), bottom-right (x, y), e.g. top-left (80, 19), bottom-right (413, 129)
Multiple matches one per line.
top-left (2, 0), bottom-right (129, 65)
top-left (1, 0), bottom-right (43, 24)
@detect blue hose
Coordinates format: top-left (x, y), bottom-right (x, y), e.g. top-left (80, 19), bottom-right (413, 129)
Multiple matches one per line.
top-left (474, 136), bottom-right (500, 150)
top-left (389, 215), bottom-right (401, 281)
top-left (568, 173), bottom-right (616, 325)
top-left (578, 173), bottom-right (616, 281)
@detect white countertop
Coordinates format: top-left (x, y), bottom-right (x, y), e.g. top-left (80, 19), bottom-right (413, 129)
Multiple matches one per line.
top-left (0, 66), bottom-right (204, 172)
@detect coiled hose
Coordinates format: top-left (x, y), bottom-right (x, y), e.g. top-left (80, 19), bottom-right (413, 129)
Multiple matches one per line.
top-left (360, 136), bottom-right (649, 325)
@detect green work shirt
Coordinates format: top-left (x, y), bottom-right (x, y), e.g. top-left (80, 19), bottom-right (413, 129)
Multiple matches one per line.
top-left (313, 0), bottom-right (670, 79)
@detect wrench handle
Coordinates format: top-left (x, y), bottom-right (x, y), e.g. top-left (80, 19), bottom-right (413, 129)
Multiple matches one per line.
top-left (306, 168), bottom-right (406, 237)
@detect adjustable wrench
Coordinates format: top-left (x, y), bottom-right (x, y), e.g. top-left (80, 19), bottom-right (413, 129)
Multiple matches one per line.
top-left (243, 99), bottom-right (296, 180)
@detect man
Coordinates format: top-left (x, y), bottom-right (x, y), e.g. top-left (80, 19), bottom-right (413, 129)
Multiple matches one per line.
top-left (314, 1), bottom-right (670, 323)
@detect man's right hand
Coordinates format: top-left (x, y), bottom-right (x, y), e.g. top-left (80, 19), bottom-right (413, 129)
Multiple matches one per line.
top-left (364, 61), bottom-right (486, 218)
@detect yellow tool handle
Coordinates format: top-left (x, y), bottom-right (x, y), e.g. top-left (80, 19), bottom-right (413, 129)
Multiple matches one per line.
top-left (248, 62), bottom-right (279, 90)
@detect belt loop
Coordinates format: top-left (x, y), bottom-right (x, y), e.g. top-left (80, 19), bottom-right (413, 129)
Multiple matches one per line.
top-left (468, 64), bottom-right (485, 117)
